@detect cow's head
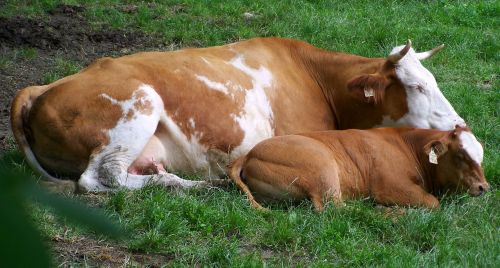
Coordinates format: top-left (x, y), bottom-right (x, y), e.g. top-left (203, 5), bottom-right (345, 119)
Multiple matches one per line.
top-left (424, 127), bottom-right (489, 196)
top-left (347, 40), bottom-right (465, 130)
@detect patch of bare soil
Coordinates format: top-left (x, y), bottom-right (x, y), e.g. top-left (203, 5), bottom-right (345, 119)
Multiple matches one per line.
top-left (52, 236), bottom-right (173, 267)
top-left (0, 4), bottom-right (164, 151)
top-left (0, 5), bottom-right (154, 52)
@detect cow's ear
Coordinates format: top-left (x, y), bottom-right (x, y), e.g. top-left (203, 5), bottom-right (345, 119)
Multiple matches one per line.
top-left (424, 140), bottom-right (448, 163)
top-left (347, 74), bottom-right (387, 104)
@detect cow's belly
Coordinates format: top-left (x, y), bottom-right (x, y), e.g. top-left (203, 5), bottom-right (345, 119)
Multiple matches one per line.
top-left (129, 110), bottom-right (274, 179)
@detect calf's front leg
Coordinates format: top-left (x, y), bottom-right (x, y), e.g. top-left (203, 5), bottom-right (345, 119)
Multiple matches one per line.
top-left (373, 183), bottom-right (439, 209)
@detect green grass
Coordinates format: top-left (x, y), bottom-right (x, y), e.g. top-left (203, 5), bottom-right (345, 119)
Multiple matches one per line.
top-left (42, 58), bottom-right (82, 84)
top-left (0, 47), bottom-right (39, 70)
top-left (1, 0), bottom-right (499, 266)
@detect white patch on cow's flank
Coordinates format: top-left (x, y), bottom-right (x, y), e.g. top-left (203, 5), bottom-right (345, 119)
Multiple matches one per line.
top-left (228, 55), bottom-right (275, 157)
top-left (224, 80), bottom-right (245, 99)
top-left (195, 74), bottom-right (229, 95)
top-left (79, 84), bottom-right (216, 191)
top-left (159, 112), bottom-right (209, 173)
top-left (157, 112), bottom-right (226, 179)
top-left (459, 131), bottom-right (483, 165)
top-left (79, 84), bottom-right (164, 191)
top-left (229, 55), bottom-right (273, 87)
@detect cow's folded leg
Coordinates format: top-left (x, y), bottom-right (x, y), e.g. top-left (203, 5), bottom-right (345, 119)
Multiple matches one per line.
top-left (155, 173), bottom-right (210, 188)
top-left (120, 172), bottom-right (232, 189)
top-left (375, 184), bottom-right (440, 209)
top-left (78, 154), bottom-right (231, 192)
top-left (310, 194), bottom-right (325, 212)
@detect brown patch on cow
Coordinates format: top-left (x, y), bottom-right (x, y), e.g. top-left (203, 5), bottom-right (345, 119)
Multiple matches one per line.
top-left (26, 77), bottom-right (137, 177)
top-left (125, 109), bottom-right (135, 121)
top-left (292, 41), bottom-right (416, 129)
top-left (382, 71), bottom-right (409, 121)
top-left (156, 68), bottom-right (248, 152)
top-left (134, 99), bottom-right (153, 115)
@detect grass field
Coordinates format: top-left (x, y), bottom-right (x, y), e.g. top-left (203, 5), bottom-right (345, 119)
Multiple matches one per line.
top-left (1, 0), bottom-right (499, 266)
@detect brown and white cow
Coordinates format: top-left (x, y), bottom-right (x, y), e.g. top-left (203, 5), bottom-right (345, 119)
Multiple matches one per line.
top-left (228, 127), bottom-right (488, 210)
top-left (10, 37), bottom-right (465, 192)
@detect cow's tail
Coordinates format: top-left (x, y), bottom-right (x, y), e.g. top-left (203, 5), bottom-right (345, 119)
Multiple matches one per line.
top-left (10, 85), bottom-right (60, 183)
top-left (228, 156), bottom-right (265, 210)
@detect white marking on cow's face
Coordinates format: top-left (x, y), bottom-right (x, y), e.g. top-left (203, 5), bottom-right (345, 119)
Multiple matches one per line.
top-left (195, 74), bottom-right (229, 95)
top-left (228, 55), bottom-right (275, 156)
top-left (459, 131), bottom-right (483, 165)
top-left (386, 46), bottom-right (465, 130)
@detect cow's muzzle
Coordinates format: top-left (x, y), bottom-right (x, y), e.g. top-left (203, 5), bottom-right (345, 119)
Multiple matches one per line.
top-left (469, 182), bottom-right (490, 196)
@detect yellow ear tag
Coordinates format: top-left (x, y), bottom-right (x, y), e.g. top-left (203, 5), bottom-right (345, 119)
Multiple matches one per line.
top-left (364, 88), bottom-right (374, 97)
top-left (429, 148), bottom-right (438, 164)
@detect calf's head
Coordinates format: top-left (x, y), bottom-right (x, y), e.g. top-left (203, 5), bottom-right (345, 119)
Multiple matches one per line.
top-left (347, 40), bottom-right (466, 130)
top-left (424, 127), bottom-right (489, 196)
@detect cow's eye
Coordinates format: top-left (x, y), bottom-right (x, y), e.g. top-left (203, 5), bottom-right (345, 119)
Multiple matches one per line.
top-left (415, 85), bottom-right (425, 93)
top-left (409, 84), bottom-right (425, 93)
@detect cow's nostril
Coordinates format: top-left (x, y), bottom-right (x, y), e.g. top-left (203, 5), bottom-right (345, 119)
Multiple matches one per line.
top-left (478, 185), bottom-right (484, 193)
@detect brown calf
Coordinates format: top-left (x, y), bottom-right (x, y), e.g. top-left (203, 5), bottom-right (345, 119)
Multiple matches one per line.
top-left (229, 127), bottom-right (489, 210)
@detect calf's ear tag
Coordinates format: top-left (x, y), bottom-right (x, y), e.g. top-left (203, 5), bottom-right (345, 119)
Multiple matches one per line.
top-left (364, 88), bottom-right (374, 97)
top-left (429, 148), bottom-right (438, 164)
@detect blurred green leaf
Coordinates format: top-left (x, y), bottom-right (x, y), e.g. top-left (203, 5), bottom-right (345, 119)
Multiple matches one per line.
top-left (25, 183), bottom-right (125, 239)
top-left (0, 154), bottom-right (125, 266)
top-left (0, 161), bottom-right (51, 267)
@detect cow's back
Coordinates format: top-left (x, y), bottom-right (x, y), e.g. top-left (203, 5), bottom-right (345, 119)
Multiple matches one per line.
top-left (298, 129), bottom-right (418, 197)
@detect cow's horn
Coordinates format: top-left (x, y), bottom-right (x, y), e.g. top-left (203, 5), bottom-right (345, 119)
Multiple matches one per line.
top-left (388, 39), bottom-right (412, 63)
top-left (416, 44), bottom-right (445, 60)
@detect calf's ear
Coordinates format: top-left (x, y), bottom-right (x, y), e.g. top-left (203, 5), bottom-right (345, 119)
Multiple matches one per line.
top-left (424, 140), bottom-right (448, 157)
top-left (347, 74), bottom-right (387, 104)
